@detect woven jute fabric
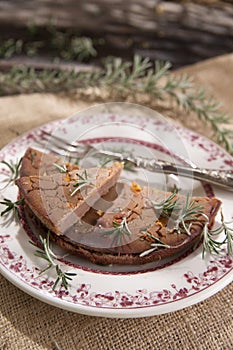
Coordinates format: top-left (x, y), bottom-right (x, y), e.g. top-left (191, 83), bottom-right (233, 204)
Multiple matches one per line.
top-left (0, 54), bottom-right (233, 350)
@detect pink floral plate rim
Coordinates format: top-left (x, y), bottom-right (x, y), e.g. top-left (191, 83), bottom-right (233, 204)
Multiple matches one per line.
top-left (0, 234), bottom-right (232, 317)
top-left (0, 112), bottom-right (233, 318)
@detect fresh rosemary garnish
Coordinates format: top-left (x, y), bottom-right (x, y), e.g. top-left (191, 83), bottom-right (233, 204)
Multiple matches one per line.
top-left (31, 233), bottom-right (76, 290)
top-left (1, 158), bottom-right (22, 182)
top-left (174, 194), bottom-right (204, 236)
top-left (200, 211), bottom-right (233, 258)
top-left (139, 231), bottom-right (170, 257)
top-left (150, 188), bottom-right (179, 218)
top-left (53, 162), bottom-right (67, 173)
top-left (70, 169), bottom-right (93, 196)
top-left (101, 215), bottom-right (132, 246)
top-left (143, 191), bottom-right (233, 258)
top-left (149, 190), bottom-right (204, 236)
top-left (0, 197), bottom-right (24, 219)
top-left (200, 222), bottom-right (225, 258)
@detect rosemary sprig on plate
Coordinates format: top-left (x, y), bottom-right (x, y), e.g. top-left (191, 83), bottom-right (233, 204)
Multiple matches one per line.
top-left (139, 231), bottom-right (170, 257)
top-left (150, 190), bottom-right (203, 236)
top-left (200, 222), bottom-right (225, 258)
top-left (31, 233), bottom-right (77, 290)
top-left (53, 162), bottom-right (67, 173)
top-left (174, 194), bottom-right (204, 236)
top-left (144, 191), bottom-right (233, 257)
top-left (200, 211), bottom-right (233, 258)
top-left (101, 215), bottom-right (132, 246)
top-left (1, 158), bottom-right (22, 182)
top-left (70, 170), bottom-right (93, 196)
top-left (0, 197), bottom-right (24, 219)
top-left (150, 188), bottom-right (179, 217)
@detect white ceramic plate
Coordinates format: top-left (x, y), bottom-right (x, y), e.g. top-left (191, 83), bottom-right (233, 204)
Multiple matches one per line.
top-left (0, 105), bottom-right (232, 318)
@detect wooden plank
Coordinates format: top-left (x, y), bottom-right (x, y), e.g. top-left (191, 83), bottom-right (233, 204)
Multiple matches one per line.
top-left (0, 0), bottom-right (232, 67)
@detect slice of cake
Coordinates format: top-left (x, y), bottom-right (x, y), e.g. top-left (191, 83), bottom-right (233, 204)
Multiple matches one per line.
top-left (20, 147), bottom-right (79, 177)
top-left (48, 183), bottom-right (221, 265)
top-left (16, 162), bottom-right (124, 236)
top-left (16, 148), bottom-right (222, 266)
top-left (18, 179), bottom-right (221, 265)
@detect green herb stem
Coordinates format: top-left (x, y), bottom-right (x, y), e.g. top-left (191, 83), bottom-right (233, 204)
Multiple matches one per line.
top-left (0, 197), bottom-right (24, 219)
top-left (0, 55), bottom-right (232, 153)
top-left (31, 233), bottom-right (77, 290)
top-left (101, 215), bottom-right (132, 246)
top-left (1, 158), bottom-right (22, 181)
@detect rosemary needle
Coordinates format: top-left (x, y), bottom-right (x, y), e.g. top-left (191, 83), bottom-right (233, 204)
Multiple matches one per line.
top-left (0, 197), bottom-right (24, 219)
top-left (53, 162), bottom-right (67, 173)
top-left (0, 55), bottom-right (231, 153)
top-left (30, 233), bottom-right (77, 290)
top-left (1, 158), bottom-right (22, 181)
top-left (101, 215), bottom-right (132, 246)
top-left (70, 170), bottom-right (93, 196)
top-left (142, 192), bottom-right (233, 258)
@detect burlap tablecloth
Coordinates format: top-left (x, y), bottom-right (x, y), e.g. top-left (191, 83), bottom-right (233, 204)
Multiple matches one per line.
top-left (0, 54), bottom-right (232, 350)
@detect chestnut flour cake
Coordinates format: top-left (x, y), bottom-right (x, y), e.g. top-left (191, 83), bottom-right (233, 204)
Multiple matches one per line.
top-left (16, 159), bottom-right (124, 236)
top-left (20, 147), bottom-right (79, 177)
top-left (16, 148), bottom-right (221, 266)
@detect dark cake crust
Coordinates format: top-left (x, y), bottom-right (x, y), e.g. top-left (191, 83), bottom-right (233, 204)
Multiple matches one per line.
top-left (20, 193), bottom-right (221, 266)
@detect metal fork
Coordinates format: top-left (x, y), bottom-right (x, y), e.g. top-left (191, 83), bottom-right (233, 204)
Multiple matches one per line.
top-left (38, 130), bottom-right (233, 190)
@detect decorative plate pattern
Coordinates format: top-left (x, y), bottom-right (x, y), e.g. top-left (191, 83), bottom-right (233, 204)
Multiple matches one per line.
top-left (0, 106), bottom-right (232, 317)
top-left (0, 234), bottom-right (232, 309)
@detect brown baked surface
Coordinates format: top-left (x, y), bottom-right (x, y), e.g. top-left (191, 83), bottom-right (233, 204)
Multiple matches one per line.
top-left (16, 162), bottom-right (124, 235)
top-left (20, 147), bottom-right (79, 177)
top-left (19, 182), bottom-right (221, 266)
top-left (17, 148), bottom-right (221, 266)
top-left (50, 189), bottom-right (221, 265)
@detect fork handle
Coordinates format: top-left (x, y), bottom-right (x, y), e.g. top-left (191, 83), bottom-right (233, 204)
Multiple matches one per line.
top-left (123, 155), bottom-right (233, 190)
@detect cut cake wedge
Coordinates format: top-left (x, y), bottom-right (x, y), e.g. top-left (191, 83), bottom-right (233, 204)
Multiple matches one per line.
top-left (16, 162), bottom-right (123, 236)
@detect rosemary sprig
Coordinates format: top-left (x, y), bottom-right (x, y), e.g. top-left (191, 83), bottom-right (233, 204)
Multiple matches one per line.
top-left (150, 190), bottom-right (204, 236)
top-left (200, 211), bottom-right (233, 257)
top-left (103, 56), bottom-right (232, 153)
top-left (101, 215), bottom-right (131, 246)
top-left (0, 197), bottom-right (24, 219)
top-left (170, 87), bottom-right (233, 153)
top-left (143, 191), bottom-right (233, 257)
top-left (200, 222), bottom-right (225, 258)
top-left (174, 194), bottom-right (204, 236)
top-left (223, 224), bottom-right (233, 256)
top-left (98, 156), bottom-right (112, 168)
top-left (70, 169), bottom-right (93, 196)
top-left (0, 30), bottom-right (97, 61)
top-left (31, 233), bottom-right (76, 290)
top-left (0, 38), bottom-right (24, 58)
top-left (53, 163), bottom-right (67, 173)
top-left (0, 55), bottom-right (231, 152)
top-left (1, 158), bottom-right (22, 181)
top-left (139, 231), bottom-right (170, 257)
top-left (150, 188), bottom-right (179, 217)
